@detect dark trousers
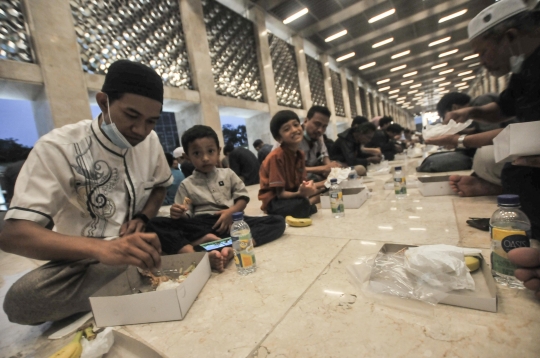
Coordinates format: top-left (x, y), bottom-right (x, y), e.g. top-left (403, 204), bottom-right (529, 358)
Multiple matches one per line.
top-left (147, 214), bottom-right (286, 254)
top-left (266, 197), bottom-right (316, 218)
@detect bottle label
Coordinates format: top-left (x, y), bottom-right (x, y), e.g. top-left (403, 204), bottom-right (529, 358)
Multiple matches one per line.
top-left (330, 192), bottom-right (344, 213)
top-left (232, 233), bottom-right (256, 268)
top-left (394, 177), bottom-right (407, 195)
top-left (490, 226), bottom-right (530, 276)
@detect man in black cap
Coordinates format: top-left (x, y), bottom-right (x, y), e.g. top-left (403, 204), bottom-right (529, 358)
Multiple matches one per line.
top-left (0, 60), bottom-right (173, 325)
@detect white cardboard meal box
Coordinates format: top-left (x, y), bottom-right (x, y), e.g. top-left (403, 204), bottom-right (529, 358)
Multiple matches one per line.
top-left (417, 175), bottom-right (455, 197)
top-left (379, 244), bottom-right (497, 312)
top-left (90, 252), bottom-right (211, 327)
top-left (493, 121), bottom-right (540, 163)
top-left (320, 187), bottom-right (369, 209)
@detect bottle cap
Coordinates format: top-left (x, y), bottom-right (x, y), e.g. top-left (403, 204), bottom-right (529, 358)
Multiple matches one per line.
top-left (497, 194), bottom-right (520, 206)
top-left (395, 166), bottom-right (402, 171)
top-left (330, 178), bottom-right (338, 183)
top-left (232, 212), bottom-right (244, 221)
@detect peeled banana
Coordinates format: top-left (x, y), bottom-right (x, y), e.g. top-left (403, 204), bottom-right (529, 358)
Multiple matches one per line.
top-left (465, 256), bottom-right (480, 272)
top-left (48, 330), bottom-right (83, 358)
top-left (285, 216), bottom-right (312, 227)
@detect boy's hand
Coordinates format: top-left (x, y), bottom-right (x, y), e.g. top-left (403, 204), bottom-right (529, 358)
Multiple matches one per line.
top-left (170, 203), bottom-right (188, 219)
top-left (119, 218), bottom-right (145, 237)
top-left (213, 209), bottom-right (233, 234)
top-left (298, 180), bottom-right (317, 198)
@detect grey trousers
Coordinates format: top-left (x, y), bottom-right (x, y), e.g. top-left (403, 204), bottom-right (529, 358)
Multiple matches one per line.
top-left (3, 259), bottom-right (126, 325)
top-left (472, 145), bottom-right (510, 186)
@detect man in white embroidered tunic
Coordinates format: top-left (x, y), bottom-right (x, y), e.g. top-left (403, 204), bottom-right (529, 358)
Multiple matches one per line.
top-left (0, 60), bottom-right (173, 325)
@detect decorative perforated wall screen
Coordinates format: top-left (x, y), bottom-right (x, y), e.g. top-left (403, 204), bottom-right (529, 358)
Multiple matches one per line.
top-left (202, 0), bottom-right (263, 102)
top-left (347, 80), bottom-right (357, 118)
top-left (359, 87), bottom-right (368, 117)
top-left (268, 33), bottom-right (302, 109)
top-left (330, 70), bottom-right (345, 117)
top-left (0, 0), bottom-right (33, 63)
top-left (154, 112), bottom-right (179, 154)
top-left (306, 55), bottom-right (326, 107)
top-left (70, 0), bottom-right (193, 89)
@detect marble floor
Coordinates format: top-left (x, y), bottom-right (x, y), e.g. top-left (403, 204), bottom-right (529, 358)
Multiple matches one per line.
top-left (1, 159), bottom-right (540, 358)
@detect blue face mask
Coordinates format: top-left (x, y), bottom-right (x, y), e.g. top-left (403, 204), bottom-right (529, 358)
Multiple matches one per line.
top-left (100, 96), bottom-right (132, 149)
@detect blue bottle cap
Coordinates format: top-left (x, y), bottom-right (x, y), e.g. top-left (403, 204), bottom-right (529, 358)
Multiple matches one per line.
top-left (497, 194), bottom-right (520, 206)
top-left (232, 212), bottom-right (244, 221)
top-left (330, 178), bottom-right (338, 183)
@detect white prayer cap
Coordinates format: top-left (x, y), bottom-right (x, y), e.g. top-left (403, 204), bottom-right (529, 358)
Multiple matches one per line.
top-left (173, 147), bottom-right (184, 158)
top-left (468, 0), bottom-right (528, 40)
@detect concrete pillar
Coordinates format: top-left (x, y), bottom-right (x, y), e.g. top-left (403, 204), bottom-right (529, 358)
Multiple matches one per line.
top-left (353, 76), bottom-right (362, 119)
top-left (250, 7), bottom-right (278, 115)
top-left (180, 0), bottom-right (223, 142)
top-left (320, 54), bottom-right (337, 139)
top-left (23, 0), bottom-right (91, 132)
top-left (340, 69), bottom-right (351, 120)
top-left (498, 76), bottom-right (507, 92)
top-left (292, 36), bottom-right (311, 111)
top-left (489, 76), bottom-right (498, 94)
top-left (366, 90), bottom-right (373, 119)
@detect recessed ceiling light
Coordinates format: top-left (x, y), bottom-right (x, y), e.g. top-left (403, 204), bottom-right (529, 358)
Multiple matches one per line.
top-left (439, 90), bottom-right (449, 94)
top-left (410, 84), bottom-right (421, 88)
top-left (379, 86), bottom-right (390, 91)
top-left (455, 82), bottom-right (468, 87)
top-left (359, 62), bottom-right (376, 70)
top-left (397, 96), bottom-right (406, 100)
top-left (389, 89), bottom-right (400, 94)
top-left (401, 80), bottom-right (414, 86)
top-left (283, 8), bottom-right (309, 24)
top-left (325, 30), bottom-right (348, 42)
top-left (433, 77), bottom-right (446, 83)
top-left (439, 9), bottom-right (467, 23)
top-left (390, 64), bottom-right (407, 72)
top-left (336, 52), bottom-right (355, 62)
top-left (458, 70), bottom-right (473, 76)
top-left (468, 62), bottom-right (481, 68)
top-left (439, 82), bottom-right (451, 87)
top-left (463, 54), bottom-right (479, 61)
top-left (439, 69), bottom-right (454, 75)
top-left (389, 95), bottom-right (399, 99)
top-left (458, 85), bottom-right (469, 90)
top-left (391, 50), bottom-right (410, 59)
top-left (408, 90), bottom-right (418, 94)
top-left (368, 8), bottom-right (396, 23)
top-left (428, 37), bottom-right (451, 47)
top-left (403, 71), bottom-right (417, 77)
top-left (439, 49), bottom-right (458, 57)
top-left (373, 37), bottom-right (394, 48)
top-left (377, 78), bottom-right (390, 85)
top-left (431, 63), bottom-right (448, 70)
top-left (462, 76), bottom-right (476, 81)
top-left (396, 100), bottom-right (405, 104)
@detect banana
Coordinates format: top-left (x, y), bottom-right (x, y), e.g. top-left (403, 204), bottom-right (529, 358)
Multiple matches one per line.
top-left (48, 330), bottom-right (84, 358)
top-left (465, 256), bottom-right (480, 272)
top-left (286, 216), bottom-right (312, 227)
top-left (83, 326), bottom-right (96, 341)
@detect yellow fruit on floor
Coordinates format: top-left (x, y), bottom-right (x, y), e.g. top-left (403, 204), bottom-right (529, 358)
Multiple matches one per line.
top-left (48, 330), bottom-right (83, 358)
top-left (286, 216), bottom-right (312, 227)
top-left (465, 256), bottom-right (480, 272)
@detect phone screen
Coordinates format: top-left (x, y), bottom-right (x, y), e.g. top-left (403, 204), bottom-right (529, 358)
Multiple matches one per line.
top-left (199, 237), bottom-right (233, 251)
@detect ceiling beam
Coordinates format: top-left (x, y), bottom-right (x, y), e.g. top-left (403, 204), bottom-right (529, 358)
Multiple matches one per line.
top-left (343, 20), bottom-right (469, 69)
top-left (328, 0), bottom-right (470, 55)
top-left (300, 0), bottom-right (386, 38)
top-left (254, 0), bottom-right (290, 11)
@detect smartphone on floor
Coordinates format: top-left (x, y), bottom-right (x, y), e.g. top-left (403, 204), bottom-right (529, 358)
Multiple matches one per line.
top-left (196, 237), bottom-right (233, 252)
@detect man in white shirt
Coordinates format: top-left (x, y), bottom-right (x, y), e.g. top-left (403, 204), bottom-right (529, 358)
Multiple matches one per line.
top-left (0, 60), bottom-right (173, 325)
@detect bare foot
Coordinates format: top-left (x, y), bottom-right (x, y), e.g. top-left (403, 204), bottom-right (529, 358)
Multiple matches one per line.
top-left (208, 247), bottom-right (234, 272)
top-left (191, 233), bottom-right (220, 246)
top-left (449, 175), bottom-right (503, 197)
top-left (508, 248), bottom-right (540, 299)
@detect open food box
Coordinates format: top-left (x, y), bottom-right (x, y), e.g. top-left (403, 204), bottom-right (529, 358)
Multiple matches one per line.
top-left (417, 175), bottom-right (455, 196)
top-left (321, 187), bottom-right (369, 209)
top-left (379, 244), bottom-right (497, 312)
top-left (90, 252), bottom-right (211, 327)
top-left (493, 121), bottom-right (540, 163)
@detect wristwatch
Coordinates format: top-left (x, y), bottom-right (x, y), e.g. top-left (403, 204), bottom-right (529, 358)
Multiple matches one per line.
top-left (457, 134), bottom-right (467, 149)
top-left (132, 213), bottom-right (150, 224)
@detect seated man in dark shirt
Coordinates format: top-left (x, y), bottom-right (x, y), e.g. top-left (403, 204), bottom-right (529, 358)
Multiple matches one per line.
top-left (367, 122), bottom-right (404, 161)
top-left (253, 139), bottom-right (273, 164)
top-left (223, 143), bottom-right (260, 185)
top-left (330, 123), bottom-right (380, 167)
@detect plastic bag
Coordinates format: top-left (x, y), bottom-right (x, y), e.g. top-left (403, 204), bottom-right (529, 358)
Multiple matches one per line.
top-left (422, 119), bottom-right (473, 140)
top-left (324, 167), bottom-right (352, 187)
top-left (348, 245), bottom-right (475, 305)
top-left (81, 327), bottom-right (115, 358)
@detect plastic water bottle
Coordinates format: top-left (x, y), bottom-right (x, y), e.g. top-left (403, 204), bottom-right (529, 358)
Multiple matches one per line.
top-left (348, 167), bottom-right (358, 180)
top-left (393, 166), bottom-right (407, 199)
top-left (329, 178), bottom-right (344, 218)
top-left (230, 212), bottom-right (256, 275)
top-left (490, 195), bottom-right (531, 288)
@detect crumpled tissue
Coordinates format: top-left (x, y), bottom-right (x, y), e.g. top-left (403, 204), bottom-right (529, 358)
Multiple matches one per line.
top-left (324, 167), bottom-right (351, 188)
top-left (81, 327), bottom-right (115, 358)
top-left (423, 119), bottom-right (473, 140)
